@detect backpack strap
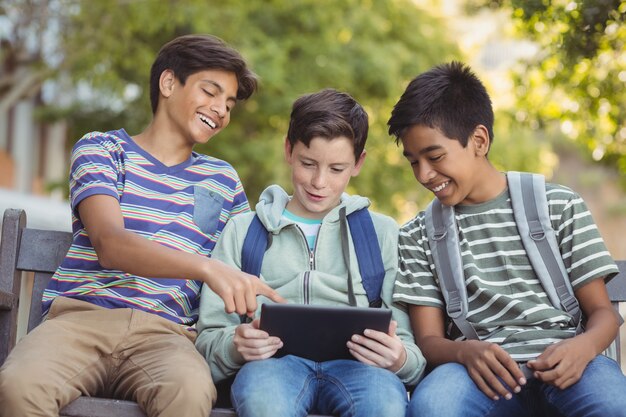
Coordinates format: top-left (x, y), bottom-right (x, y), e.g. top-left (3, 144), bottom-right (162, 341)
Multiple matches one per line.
top-left (241, 214), bottom-right (269, 278)
top-left (241, 209), bottom-right (385, 307)
top-left (425, 199), bottom-right (480, 339)
top-left (347, 208), bottom-right (385, 307)
top-left (507, 172), bottom-right (582, 333)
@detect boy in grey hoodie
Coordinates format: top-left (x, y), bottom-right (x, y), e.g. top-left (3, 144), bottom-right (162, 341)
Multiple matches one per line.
top-left (195, 88), bottom-right (425, 417)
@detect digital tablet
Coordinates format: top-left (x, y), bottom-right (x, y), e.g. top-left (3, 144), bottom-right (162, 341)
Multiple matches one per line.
top-left (259, 303), bottom-right (392, 362)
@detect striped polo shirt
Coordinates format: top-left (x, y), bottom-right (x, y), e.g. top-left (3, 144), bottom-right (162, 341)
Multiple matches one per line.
top-left (42, 129), bottom-right (250, 325)
top-left (393, 179), bottom-right (618, 361)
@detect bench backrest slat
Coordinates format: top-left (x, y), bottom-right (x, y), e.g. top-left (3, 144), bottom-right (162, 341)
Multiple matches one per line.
top-left (27, 271), bottom-right (56, 332)
top-left (16, 228), bottom-right (73, 273)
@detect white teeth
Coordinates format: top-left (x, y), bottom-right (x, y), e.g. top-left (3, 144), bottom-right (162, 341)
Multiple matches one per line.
top-left (433, 182), bottom-right (449, 192)
top-left (198, 114), bottom-right (216, 129)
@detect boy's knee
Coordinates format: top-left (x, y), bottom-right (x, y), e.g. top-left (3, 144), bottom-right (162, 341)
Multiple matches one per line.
top-left (139, 363), bottom-right (216, 417)
top-left (234, 399), bottom-right (293, 417)
top-left (0, 364), bottom-right (54, 416)
top-left (375, 401), bottom-right (408, 417)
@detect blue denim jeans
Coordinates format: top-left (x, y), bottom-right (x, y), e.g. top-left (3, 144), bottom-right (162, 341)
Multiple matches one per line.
top-left (231, 355), bottom-right (408, 417)
top-left (408, 355), bottom-right (626, 417)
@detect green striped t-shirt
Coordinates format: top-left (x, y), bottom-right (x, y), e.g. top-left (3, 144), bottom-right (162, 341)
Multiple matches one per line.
top-left (393, 179), bottom-right (618, 361)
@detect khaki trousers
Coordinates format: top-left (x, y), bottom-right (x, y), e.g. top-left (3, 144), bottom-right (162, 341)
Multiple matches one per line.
top-left (0, 297), bottom-right (216, 417)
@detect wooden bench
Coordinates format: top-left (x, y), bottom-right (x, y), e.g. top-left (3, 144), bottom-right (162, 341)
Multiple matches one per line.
top-left (1, 207), bottom-right (625, 416)
top-left (0, 208), bottom-right (331, 417)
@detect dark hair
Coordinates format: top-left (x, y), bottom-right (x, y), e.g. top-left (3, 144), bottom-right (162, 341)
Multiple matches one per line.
top-left (149, 34), bottom-right (258, 114)
top-left (387, 61), bottom-right (494, 149)
top-left (287, 88), bottom-right (369, 161)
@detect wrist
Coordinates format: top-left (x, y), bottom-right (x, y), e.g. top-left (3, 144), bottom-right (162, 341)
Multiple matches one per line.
top-left (199, 257), bottom-right (217, 286)
top-left (392, 347), bottom-right (408, 373)
top-left (456, 339), bottom-right (479, 365)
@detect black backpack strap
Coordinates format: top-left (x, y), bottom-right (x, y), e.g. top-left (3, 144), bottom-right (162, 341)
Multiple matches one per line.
top-left (425, 199), bottom-right (480, 339)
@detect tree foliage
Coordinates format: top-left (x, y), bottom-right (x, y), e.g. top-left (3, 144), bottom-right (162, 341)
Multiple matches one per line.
top-left (469, 0), bottom-right (626, 184)
top-left (3, 0), bottom-right (570, 221)
top-left (3, 0), bottom-right (464, 218)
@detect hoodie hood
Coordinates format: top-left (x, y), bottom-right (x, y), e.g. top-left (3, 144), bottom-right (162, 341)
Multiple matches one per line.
top-left (254, 184), bottom-right (371, 233)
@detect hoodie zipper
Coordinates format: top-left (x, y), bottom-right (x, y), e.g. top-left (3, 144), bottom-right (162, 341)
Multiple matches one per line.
top-left (303, 252), bottom-right (313, 304)
top-left (297, 226), bottom-right (316, 304)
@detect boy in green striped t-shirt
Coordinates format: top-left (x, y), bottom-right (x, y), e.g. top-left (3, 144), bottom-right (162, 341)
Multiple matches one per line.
top-left (387, 61), bottom-right (626, 417)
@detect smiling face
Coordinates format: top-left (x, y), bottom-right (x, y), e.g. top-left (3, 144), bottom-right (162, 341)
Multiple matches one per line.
top-left (285, 136), bottom-right (366, 219)
top-left (161, 69), bottom-right (238, 145)
top-left (400, 124), bottom-right (502, 206)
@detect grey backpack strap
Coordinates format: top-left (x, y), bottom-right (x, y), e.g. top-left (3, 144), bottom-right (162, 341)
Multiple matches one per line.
top-left (426, 199), bottom-right (480, 340)
top-left (507, 172), bottom-right (582, 333)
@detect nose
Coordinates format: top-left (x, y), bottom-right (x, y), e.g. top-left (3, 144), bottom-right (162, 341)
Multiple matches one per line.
top-left (311, 169), bottom-right (326, 189)
top-left (210, 100), bottom-right (227, 119)
top-left (416, 161), bottom-right (436, 184)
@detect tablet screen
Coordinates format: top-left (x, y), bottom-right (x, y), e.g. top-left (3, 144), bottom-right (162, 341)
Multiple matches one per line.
top-left (259, 303), bottom-right (392, 362)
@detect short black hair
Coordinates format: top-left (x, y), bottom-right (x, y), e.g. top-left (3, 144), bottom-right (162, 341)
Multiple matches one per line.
top-left (388, 61), bottom-right (494, 148)
top-left (149, 34), bottom-right (258, 114)
top-left (287, 88), bottom-right (369, 161)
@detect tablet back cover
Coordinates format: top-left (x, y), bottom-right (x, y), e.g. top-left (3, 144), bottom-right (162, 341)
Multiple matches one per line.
top-left (259, 303), bottom-right (392, 362)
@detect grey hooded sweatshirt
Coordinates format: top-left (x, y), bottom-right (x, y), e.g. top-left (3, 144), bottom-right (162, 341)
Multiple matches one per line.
top-left (195, 184), bottom-right (426, 386)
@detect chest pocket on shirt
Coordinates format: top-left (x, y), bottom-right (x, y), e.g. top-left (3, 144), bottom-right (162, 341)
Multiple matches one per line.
top-left (193, 186), bottom-right (224, 235)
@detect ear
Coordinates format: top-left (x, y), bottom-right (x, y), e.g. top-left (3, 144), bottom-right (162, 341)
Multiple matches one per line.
top-left (351, 150), bottom-right (367, 177)
top-left (470, 125), bottom-right (491, 157)
top-left (284, 137), bottom-right (294, 164)
top-left (159, 69), bottom-right (177, 98)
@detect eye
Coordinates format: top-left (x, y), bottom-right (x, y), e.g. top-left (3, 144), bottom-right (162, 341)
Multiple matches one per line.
top-left (301, 161), bottom-right (314, 167)
top-left (202, 89), bottom-right (215, 97)
top-left (429, 154), bottom-right (444, 162)
top-left (331, 167), bottom-right (345, 173)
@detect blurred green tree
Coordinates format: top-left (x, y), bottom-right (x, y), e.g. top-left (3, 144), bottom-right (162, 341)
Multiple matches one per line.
top-left (3, 0), bottom-right (567, 222)
top-left (467, 0), bottom-right (626, 185)
top-left (4, 0), bottom-right (462, 218)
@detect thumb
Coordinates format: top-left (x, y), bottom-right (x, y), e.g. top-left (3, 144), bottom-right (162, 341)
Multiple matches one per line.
top-left (388, 319), bottom-right (398, 336)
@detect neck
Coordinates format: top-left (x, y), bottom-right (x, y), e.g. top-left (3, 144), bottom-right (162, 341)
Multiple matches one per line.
top-left (465, 164), bottom-right (507, 205)
top-left (133, 120), bottom-right (193, 167)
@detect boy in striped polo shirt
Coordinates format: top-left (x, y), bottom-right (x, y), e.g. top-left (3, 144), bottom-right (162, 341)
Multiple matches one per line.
top-left (387, 61), bottom-right (626, 417)
top-left (0, 35), bottom-right (283, 417)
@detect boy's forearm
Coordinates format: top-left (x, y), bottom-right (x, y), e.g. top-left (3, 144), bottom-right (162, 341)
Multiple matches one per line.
top-left (417, 335), bottom-right (469, 367)
top-left (93, 227), bottom-right (215, 283)
top-left (577, 306), bottom-right (621, 356)
top-left (390, 308), bottom-right (427, 385)
top-left (195, 326), bottom-right (245, 383)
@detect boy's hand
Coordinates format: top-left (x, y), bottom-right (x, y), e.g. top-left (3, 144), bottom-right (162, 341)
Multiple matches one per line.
top-left (526, 337), bottom-right (595, 389)
top-left (459, 340), bottom-right (526, 401)
top-left (206, 260), bottom-right (286, 316)
top-left (346, 320), bottom-right (407, 372)
top-left (233, 318), bottom-right (283, 361)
